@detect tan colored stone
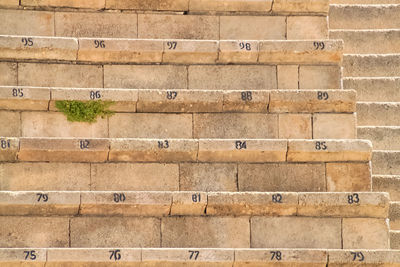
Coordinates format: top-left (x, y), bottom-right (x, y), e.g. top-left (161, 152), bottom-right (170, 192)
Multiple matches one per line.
top-left (223, 90), bottom-right (269, 113)
top-left (0, 35), bottom-right (77, 61)
top-left (207, 192), bottom-right (297, 216)
top-left (22, 0), bottom-right (105, 8)
top-left (277, 65), bottom-right (299, 89)
top-left (0, 10), bottom-right (54, 36)
top-left (50, 88), bottom-right (137, 112)
top-left (313, 114), bottom-right (356, 139)
top-left (328, 250), bottom-right (400, 266)
top-left (0, 248), bottom-right (46, 266)
top-left (18, 138), bottom-right (109, 162)
top-left (162, 217), bottom-right (250, 248)
top-left (163, 40), bottom-right (218, 64)
top-left (106, 0), bottom-right (188, 10)
top-left (78, 39), bottom-right (163, 63)
top-left (0, 62), bottom-right (17, 86)
top-left (270, 90), bottom-right (356, 113)
top-left (272, 0), bottom-right (329, 14)
top-left (0, 216), bottom-right (69, 247)
top-left (287, 16), bottom-right (328, 39)
top-left (55, 12), bottom-right (137, 38)
top-left (0, 86), bottom-right (50, 111)
top-left (279, 114), bottom-right (312, 139)
top-left (0, 0), bottom-right (19, 7)
top-left (189, 0), bottom-right (272, 12)
top-left (189, 65), bottom-right (277, 90)
top-left (171, 192), bottom-right (207, 215)
top-left (238, 163), bottom-right (325, 192)
top-left (327, 163), bottom-right (371, 192)
top-left (234, 249), bottom-right (327, 266)
top-left (0, 138), bottom-right (18, 162)
top-left (91, 163), bottom-right (179, 191)
top-left (47, 248), bottom-right (141, 266)
top-left (218, 41), bottom-right (259, 63)
top-left (198, 139), bottom-right (287, 163)
top-left (259, 40), bottom-right (342, 64)
top-left (110, 113), bottom-right (192, 138)
top-left (104, 65), bottom-right (187, 89)
top-left (18, 63), bottom-right (103, 88)
top-left (0, 112), bottom-right (20, 137)
top-left (80, 192), bottom-right (172, 216)
top-left (390, 202), bottom-right (400, 230)
top-left (138, 14), bottom-right (218, 39)
top-left (0, 163), bottom-right (90, 191)
top-left (299, 65), bottom-right (341, 89)
top-left (193, 114), bottom-right (278, 138)
top-left (220, 16), bottom-right (286, 40)
top-left (137, 90), bottom-right (222, 113)
top-left (70, 217), bottom-right (160, 247)
top-left (251, 217), bottom-right (341, 248)
top-left (109, 139), bottom-right (197, 162)
top-left (0, 191), bottom-right (80, 216)
top-left (343, 218), bottom-right (390, 249)
top-left (179, 163), bottom-right (237, 192)
top-left (287, 140), bottom-right (372, 162)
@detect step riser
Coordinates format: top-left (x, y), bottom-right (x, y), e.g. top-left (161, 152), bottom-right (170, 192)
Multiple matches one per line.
top-left (357, 103), bottom-right (400, 127)
top-left (343, 78), bottom-right (400, 102)
top-left (391, 231), bottom-right (400, 249)
top-left (372, 152), bottom-right (400, 175)
top-left (358, 127), bottom-right (400, 150)
top-left (390, 202), bottom-right (400, 230)
top-left (343, 55), bottom-right (400, 77)
top-left (373, 176), bottom-right (400, 201)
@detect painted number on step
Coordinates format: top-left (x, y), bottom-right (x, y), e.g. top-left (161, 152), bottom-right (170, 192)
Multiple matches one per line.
top-left (270, 251), bottom-right (282, 261)
top-left (113, 193), bottom-right (126, 203)
top-left (158, 140), bottom-right (169, 149)
top-left (241, 91), bottom-right (252, 101)
top-left (272, 194), bottom-right (282, 203)
top-left (90, 91), bottom-right (101, 100)
top-left (350, 251), bottom-right (364, 262)
top-left (80, 140), bottom-right (90, 149)
top-left (36, 193), bottom-right (48, 202)
top-left (12, 88), bottom-right (24, 97)
top-left (109, 250), bottom-right (121, 261)
top-left (0, 139), bottom-right (10, 149)
top-left (239, 42), bottom-right (251, 51)
top-left (192, 193), bottom-right (201, 203)
top-left (235, 141), bottom-right (247, 150)
top-left (166, 91), bottom-right (178, 100)
top-left (347, 193), bottom-right (360, 204)
top-left (317, 91), bottom-right (329, 100)
top-left (313, 41), bottom-right (325, 50)
top-left (24, 250), bottom-right (36, 260)
top-left (94, 40), bottom-right (105, 48)
top-left (315, 141), bottom-right (327, 151)
top-left (167, 41), bottom-right (177, 50)
top-left (189, 250), bottom-right (200, 260)
top-left (21, 37), bottom-right (33, 47)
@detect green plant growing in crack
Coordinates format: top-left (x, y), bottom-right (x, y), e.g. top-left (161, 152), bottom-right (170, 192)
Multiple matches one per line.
top-left (55, 100), bottom-right (115, 123)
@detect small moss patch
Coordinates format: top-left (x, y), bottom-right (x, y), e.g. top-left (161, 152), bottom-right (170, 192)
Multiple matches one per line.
top-left (55, 100), bottom-right (115, 123)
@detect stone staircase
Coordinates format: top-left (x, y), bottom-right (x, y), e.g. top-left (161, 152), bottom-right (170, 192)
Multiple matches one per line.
top-left (0, 0), bottom-right (398, 265)
top-left (330, 0), bottom-right (400, 250)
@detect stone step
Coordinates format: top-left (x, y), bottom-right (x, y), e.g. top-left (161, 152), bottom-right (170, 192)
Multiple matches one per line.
top-left (391, 230), bottom-right (400, 249)
top-left (330, 4), bottom-right (400, 30)
top-left (357, 102), bottom-right (400, 126)
top-left (372, 151), bottom-right (400, 175)
top-left (343, 77), bottom-right (400, 102)
top-left (373, 175), bottom-right (400, 201)
top-left (343, 54), bottom-right (400, 77)
top-left (0, 216), bottom-right (389, 249)
top-left (330, 29), bottom-right (400, 54)
top-left (0, 137), bottom-right (372, 163)
top-left (0, 191), bottom-right (389, 218)
top-left (390, 202), bottom-right (400, 230)
top-left (0, 9), bottom-right (329, 40)
top-left (358, 127), bottom-right (400, 150)
top-left (331, 0), bottom-right (400, 3)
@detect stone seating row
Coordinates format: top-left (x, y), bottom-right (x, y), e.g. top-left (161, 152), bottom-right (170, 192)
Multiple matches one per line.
top-left (2, 248), bottom-right (399, 266)
top-left (0, 87), bottom-right (356, 113)
top-left (0, 36), bottom-right (343, 64)
top-left (0, 191), bottom-right (388, 217)
top-left (0, 138), bottom-right (372, 163)
top-left (1, 0), bottom-right (330, 14)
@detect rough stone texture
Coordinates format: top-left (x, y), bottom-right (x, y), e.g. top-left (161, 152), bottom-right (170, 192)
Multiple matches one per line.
top-left (107, 0), bottom-right (187, 10)
top-left (55, 12), bottom-right (137, 38)
top-left (189, 65), bottom-right (277, 90)
top-left (287, 16), bottom-right (328, 39)
top-left (218, 41), bottom-right (259, 64)
top-left (171, 192), bottom-right (207, 215)
top-left (22, 0), bottom-right (105, 8)
top-left (109, 114), bottom-right (192, 138)
top-left (344, 77), bottom-right (400, 102)
top-left (0, 248), bottom-right (46, 266)
top-left (391, 231), bottom-right (400, 249)
top-left (373, 175), bottom-right (400, 201)
top-left (0, 62), bottom-right (17, 86)
top-left (326, 163), bottom-right (371, 192)
top-left (138, 14), bottom-right (218, 39)
top-left (18, 63), bottom-right (103, 88)
top-left (0, 111), bottom-right (20, 137)
top-left (190, 0), bottom-right (272, 12)
top-left (0, 10), bottom-right (54, 36)
top-left (390, 202), bottom-right (400, 230)
top-left (162, 40), bottom-right (218, 64)
top-left (313, 114), bottom-right (356, 139)
top-left (277, 65), bottom-right (299, 89)
top-left (161, 217), bottom-right (250, 248)
top-left (273, 0), bottom-right (329, 14)
top-left (0, 163), bottom-right (90, 191)
top-left (0, 86), bottom-right (50, 111)
top-left (251, 217), bottom-right (341, 248)
top-left (21, 112), bottom-right (108, 138)
top-left (104, 65), bottom-right (187, 89)
top-left (179, 163), bottom-right (237, 192)
top-left (0, 138), bottom-right (19, 162)
top-left (238, 163), bottom-right (326, 192)
top-left (328, 250), bottom-right (400, 265)
top-left (343, 54), bottom-right (400, 77)
top-left (357, 102), bottom-right (400, 127)
top-left (342, 218), bottom-right (390, 249)
top-left (279, 114), bottom-right (312, 139)
top-left (299, 65), bottom-right (341, 89)
top-left (193, 113), bottom-right (278, 139)
top-left (223, 90), bottom-right (269, 113)
top-left (358, 127), bottom-right (400, 151)
top-left (0, 216), bottom-right (69, 247)
top-left (91, 163), bottom-right (179, 191)
top-left (372, 151), bottom-right (400, 175)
